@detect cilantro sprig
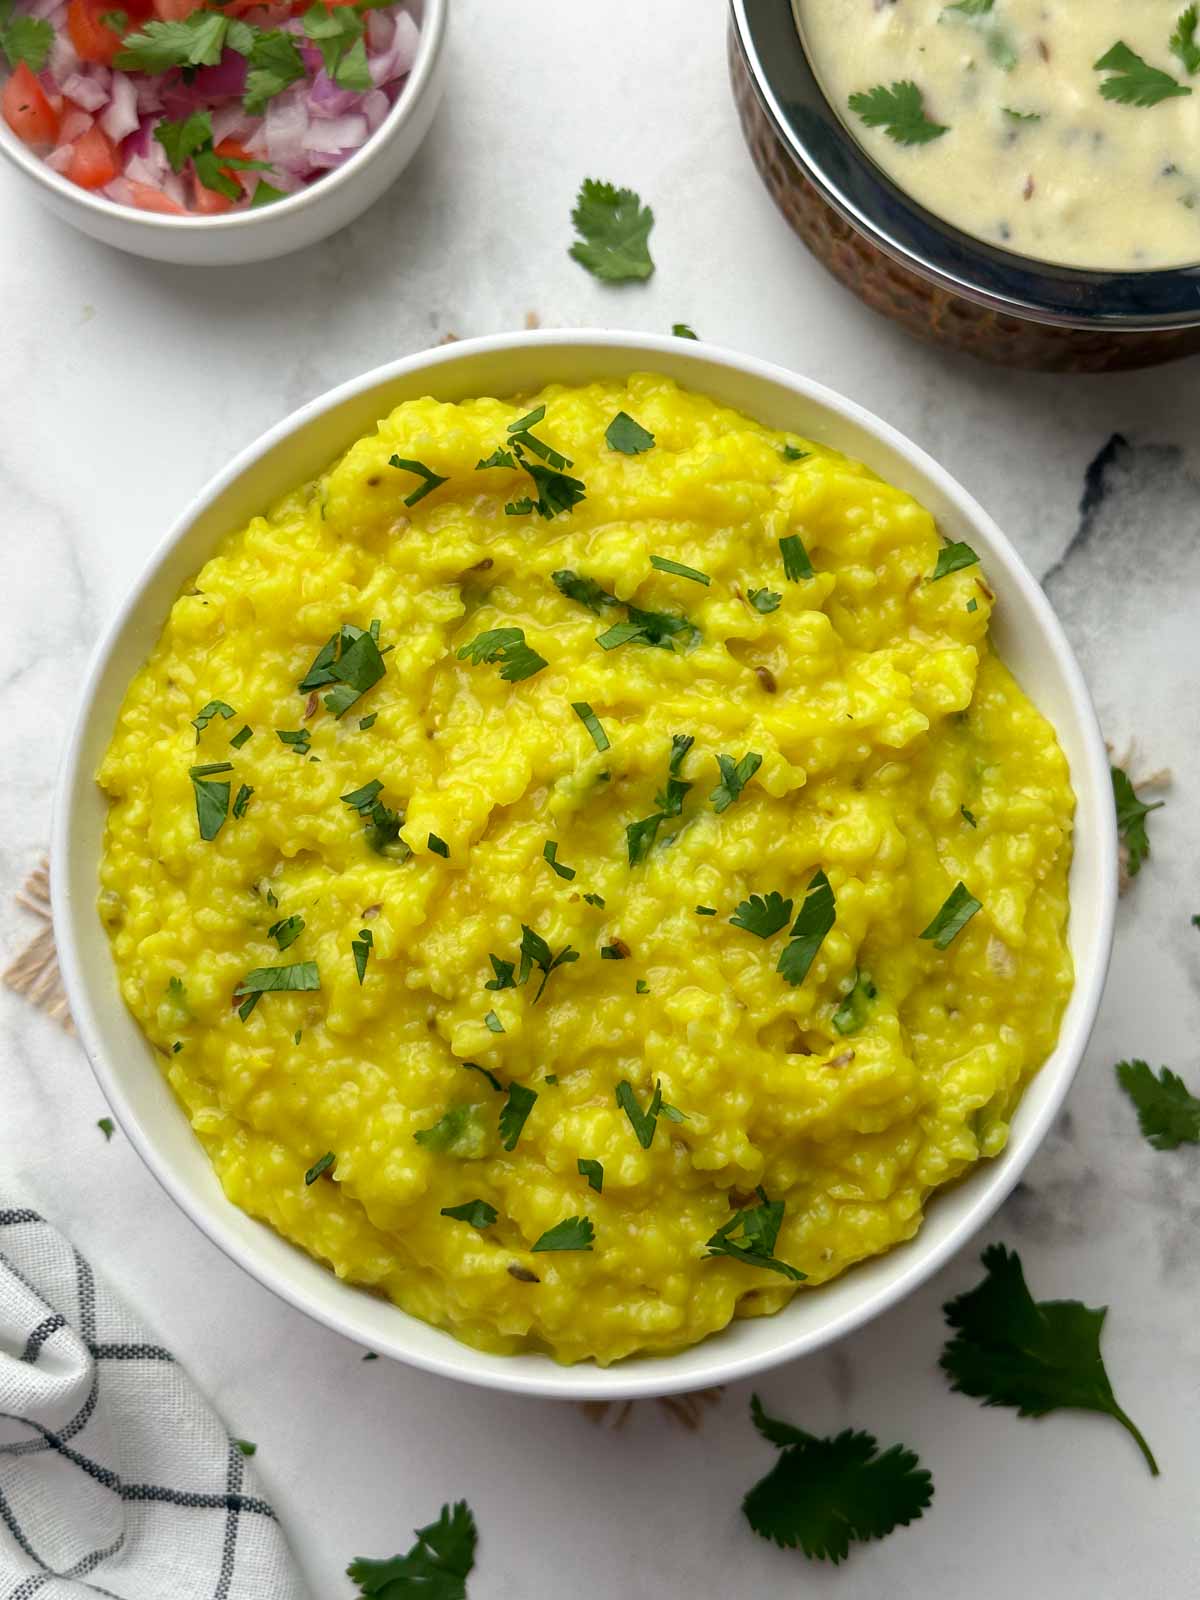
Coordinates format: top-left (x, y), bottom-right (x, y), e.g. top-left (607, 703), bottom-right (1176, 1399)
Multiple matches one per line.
top-left (155, 109), bottom-right (274, 200)
top-left (569, 178), bottom-right (655, 282)
top-left (1116, 1058), bottom-right (1200, 1150)
top-left (1094, 41), bottom-right (1191, 106)
top-left (1112, 765), bottom-right (1163, 877)
top-left (348, 1501), bottom-right (477, 1600)
top-left (706, 1189), bottom-right (804, 1281)
top-left (941, 1244), bottom-right (1159, 1475)
top-left (243, 28), bottom-right (306, 114)
top-left (743, 1395), bottom-right (932, 1562)
top-left (517, 924), bottom-right (579, 1001)
top-left (848, 80), bottom-right (949, 145)
top-left (116, 10), bottom-right (233, 71)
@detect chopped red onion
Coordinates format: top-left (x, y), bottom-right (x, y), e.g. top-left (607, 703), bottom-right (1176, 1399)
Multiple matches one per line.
top-left (193, 49), bottom-right (247, 100)
top-left (44, 143), bottom-right (74, 173)
top-left (61, 72), bottom-right (110, 113)
top-left (302, 113), bottom-right (367, 154)
top-left (361, 88), bottom-right (389, 134)
top-left (100, 72), bottom-right (138, 142)
top-left (56, 105), bottom-right (94, 145)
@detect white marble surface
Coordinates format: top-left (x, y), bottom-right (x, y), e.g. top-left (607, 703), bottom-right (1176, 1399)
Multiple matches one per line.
top-left (3, 1), bottom-right (1199, 1594)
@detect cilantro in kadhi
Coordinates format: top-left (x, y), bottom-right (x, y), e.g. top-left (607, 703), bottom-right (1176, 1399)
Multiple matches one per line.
top-left (849, 79), bottom-right (949, 144)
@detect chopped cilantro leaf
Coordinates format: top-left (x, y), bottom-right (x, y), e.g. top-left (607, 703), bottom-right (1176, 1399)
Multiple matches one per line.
top-left (97, 1117), bottom-right (115, 1141)
top-left (944, 0), bottom-right (992, 11)
top-left (230, 725), bottom-right (253, 749)
top-left (267, 914), bottom-right (304, 951)
top-left (930, 541), bottom-right (980, 581)
top-left (276, 728), bottom-right (311, 755)
top-left (303, 0), bottom-right (371, 88)
top-left (781, 444), bottom-right (809, 461)
top-left (730, 890), bottom-right (793, 939)
top-left (477, 445), bottom-right (516, 470)
top-left (387, 454), bottom-right (448, 506)
top-left (358, 713), bottom-right (377, 730)
top-left (695, 905), bottom-right (716, 916)
top-left (635, 978), bottom-right (649, 993)
top-left (235, 961), bottom-right (319, 1021)
top-left (1116, 1058), bottom-right (1200, 1150)
top-left (961, 804), bottom-right (977, 827)
top-left (507, 405), bottom-right (546, 433)
top-left (517, 923), bottom-right (579, 1001)
top-left (672, 322), bottom-right (698, 338)
top-left (543, 840), bottom-right (575, 880)
top-left (352, 927), bottom-right (373, 984)
top-left (626, 734), bottom-right (693, 864)
top-left (507, 443), bottom-right (587, 520)
top-left (600, 942), bottom-right (628, 959)
top-left (650, 554), bottom-right (709, 586)
top-left (1002, 105), bottom-right (1041, 122)
top-left (849, 79), bottom-right (950, 144)
top-left (1094, 41), bottom-right (1191, 106)
top-left (485, 954), bottom-right (516, 992)
top-left (606, 411), bottom-right (656, 454)
top-left (532, 1215), bottom-right (594, 1252)
top-left (0, 8), bottom-right (52, 70)
top-left (743, 1394), bottom-right (931, 1561)
top-left (1171, 5), bottom-right (1200, 74)
top-left (552, 569), bottom-right (620, 613)
top-left (578, 1158), bottom-right (603, 1192)
top-left (191, 698), bottom-right (235, 740)
top-left (304, 1151), bottom-right (334, 1185)
top-left (1112, 765), bottom-right (1163, 877)
top-left (706, 1188), bottom-right (805, 1280)
top-left (748, 587), bottom-right (781, 613)
top-left (461, 1061), bottom-right (502, 1092)
top-left (919, 882), bottom-right (981, 949)
top-left (116, 11), bottom-right (229, 71)
top-left (341, 778), bottom-right (384, 813)
top-left (499, 1082), bottom-right (537, 1150)
top-left (780, 534), bottom-right (813, 581)
top-left (484, 1010), bottom-right (504, 1033)
top-left (457, 627), bottom-right (548, 683)
top-left (832, 970), bottom-right (876, 1035)
top-left (583, 892), bottom-right (606, 908)
top-left (440, 1199), bottom-right (497, 1229)
top-left (569, 178), bottom-right (654, 281)
top-left (570, 700), bottom-right (610, 752)
top-left (941, 1243), bottom-right (1158, 1475)
top-left (243, 27), bottom-right (305, 114)
top-left (710, 751), bottom-right (762, 813)
top-left (347, 1501), bottom-right (477, 1598)
top-left (428, 834), bottom-right (449, 859)
top-left (616, 1078), bottom-right (666, 1148)
top-left (250, 180), bottom-right (288, 209)
top-left (778, 869), bottom-right (836, 986)
top-left (189, 764), bottom-right (231, 841)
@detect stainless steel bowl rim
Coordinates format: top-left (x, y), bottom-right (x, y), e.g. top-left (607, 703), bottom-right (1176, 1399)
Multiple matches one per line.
top-left (733, 0), bottom-right (1200, 332)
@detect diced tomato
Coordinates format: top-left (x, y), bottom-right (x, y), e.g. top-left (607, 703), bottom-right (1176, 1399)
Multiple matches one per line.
top-left (125, 178), bottom-right (188, 214)
top-left (66, 124), bottom-right (118, 189)
top-left (67, 0), bottom-right (122, 63)
top-left (192, 174), bottom-right (232, 214)
top-left (56, 106), bottom-right (94, 146)
top-left (2, 63), bottom-right (60, 147)
top-left (151, 0), bottom-right (203, 18)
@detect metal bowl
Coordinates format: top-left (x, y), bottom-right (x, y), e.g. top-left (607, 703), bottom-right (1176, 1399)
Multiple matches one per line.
top-left (730, 0), bottom-right (1200, 371)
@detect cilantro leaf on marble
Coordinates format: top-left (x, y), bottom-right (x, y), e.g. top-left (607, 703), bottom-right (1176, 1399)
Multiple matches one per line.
top-left (941, 1244), bottom-right (1158, 1474)
top-left (1116, 1058), bottom-right (1200, 1150)
top-left (1112, 766), bottom-right (1163, 877)
top-left (743, 1395), bottom-right (932, 1561)
top-left (569, 178), bottom-right (655, 281)
top-left (347, 1500), bottom-right (477, 1599)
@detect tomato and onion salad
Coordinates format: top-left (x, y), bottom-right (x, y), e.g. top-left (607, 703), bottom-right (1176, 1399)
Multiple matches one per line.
top-left (0, 0), bottom-right (419, 216)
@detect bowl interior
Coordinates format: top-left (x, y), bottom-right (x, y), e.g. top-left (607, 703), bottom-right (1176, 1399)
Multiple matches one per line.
top-left (53, 332), bottom-right (1115, 1398)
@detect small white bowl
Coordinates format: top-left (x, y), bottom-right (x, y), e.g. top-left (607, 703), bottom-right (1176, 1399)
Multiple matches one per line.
top-left (0, 0), bottom-right (446, 265)
top-left (52, 331), bottom-right (1116, 1399)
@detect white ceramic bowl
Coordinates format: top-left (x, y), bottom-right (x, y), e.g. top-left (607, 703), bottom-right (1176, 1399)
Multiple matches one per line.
top-left (0, 0), bottom-right (446, 265)
top-left (52, 331), bottom-right (1116, 1399)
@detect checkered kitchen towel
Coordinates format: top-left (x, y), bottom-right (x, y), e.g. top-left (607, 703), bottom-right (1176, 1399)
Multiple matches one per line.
top-left (0, 1207), bottom-right (309, 1599)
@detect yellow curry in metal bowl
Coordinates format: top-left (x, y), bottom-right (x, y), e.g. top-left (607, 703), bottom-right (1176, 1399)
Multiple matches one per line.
top-left (96, 374), bottom-right (1074, 1365)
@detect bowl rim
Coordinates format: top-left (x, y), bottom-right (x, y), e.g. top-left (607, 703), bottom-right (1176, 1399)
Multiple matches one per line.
top-left (51, 328), bottom-right (1117, 1399)
top-left (0, 0), bottom-right (446, 235)
top-left (732, 0), bottom-right (1200, 331)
